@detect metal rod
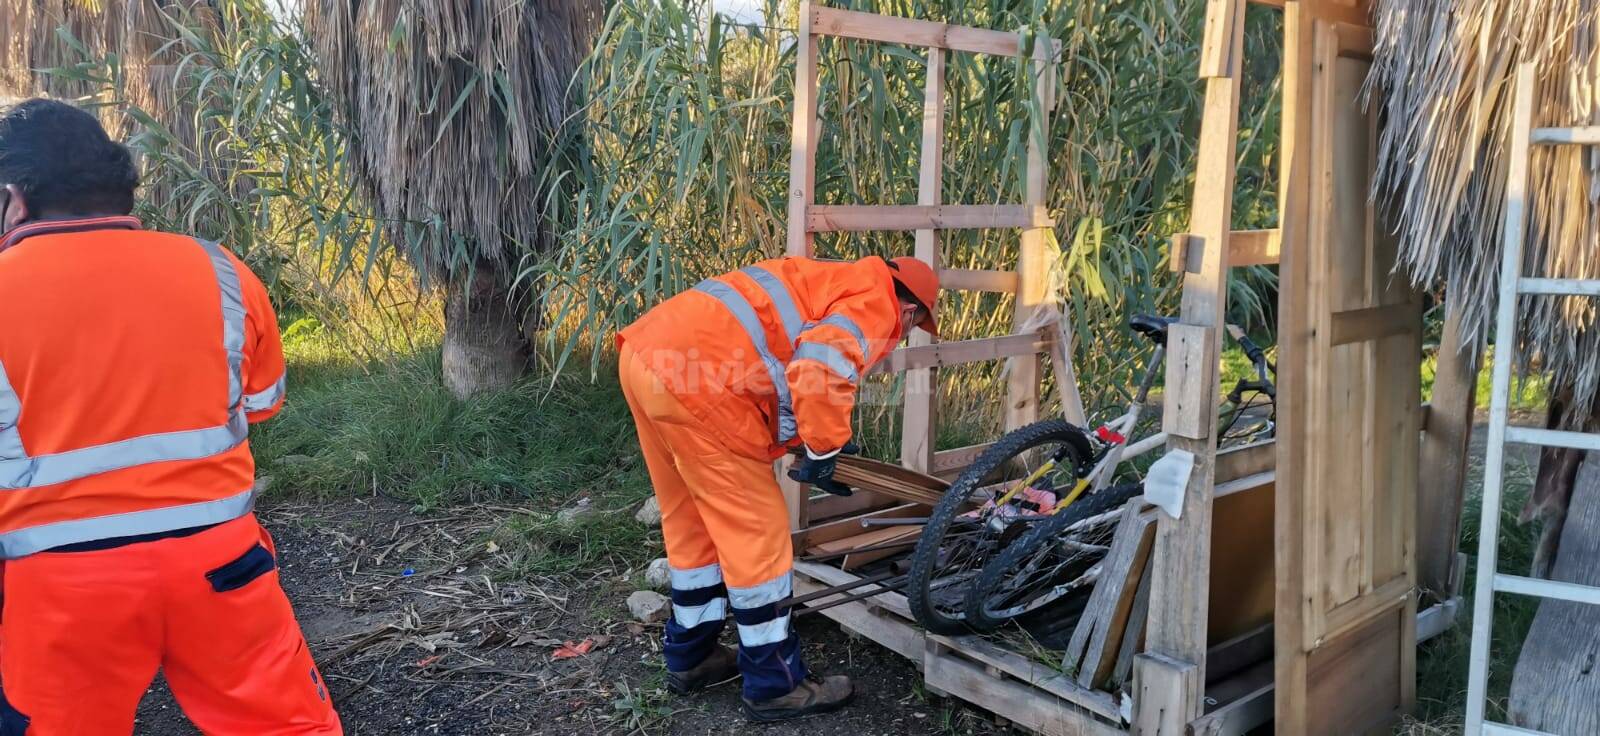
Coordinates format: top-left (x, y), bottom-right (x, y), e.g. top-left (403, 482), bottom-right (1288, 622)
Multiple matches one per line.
top-left (780, 571), bottom-right (897, 608)
top-left (793, 579), bottom-right (909, 617)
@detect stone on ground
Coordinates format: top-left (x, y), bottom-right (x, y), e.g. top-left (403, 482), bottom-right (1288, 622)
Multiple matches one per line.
top-left (634, 496), bottom-right (662, 526)
top-left (556, 497), bottom-right (594, 525)
top-left (644, 558), bottom-right (672, 590)
top-left (627, 590), bottom-right (671, 624)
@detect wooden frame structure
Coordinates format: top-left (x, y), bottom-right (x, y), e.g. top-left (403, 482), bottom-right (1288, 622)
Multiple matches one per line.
top-left (783, 2), bottom-right (1085, 546)
top-left (786, 1), bottom-right (1443, 734)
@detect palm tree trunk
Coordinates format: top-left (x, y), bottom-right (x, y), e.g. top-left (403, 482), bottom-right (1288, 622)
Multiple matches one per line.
top-left (441, 262), bottom-right (531, 399)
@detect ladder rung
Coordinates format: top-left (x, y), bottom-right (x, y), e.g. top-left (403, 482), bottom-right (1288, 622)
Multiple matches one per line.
top-left (1485, 722), bottom-right (1556, 736)
top-left (1495, 573), bottom-right (1600, 605)
top-left (1505, 426), bottom-right (1600, 451)
top-left (1520, 277), bottom-right (1600, 296)
top-left (1530, 126), bottom-right (1600, 145)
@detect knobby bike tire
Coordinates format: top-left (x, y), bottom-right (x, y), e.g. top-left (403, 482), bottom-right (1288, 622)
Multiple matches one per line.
top-left (905, 419), bottom-right (1092, 635)
top-left (962, 480), bottom-right (1144, 632)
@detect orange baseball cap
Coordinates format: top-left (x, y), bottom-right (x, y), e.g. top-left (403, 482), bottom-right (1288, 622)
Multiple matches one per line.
top-left (888, 256), bottom-right (940, 337)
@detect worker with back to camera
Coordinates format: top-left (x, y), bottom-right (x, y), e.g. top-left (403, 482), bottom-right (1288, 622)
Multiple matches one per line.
top-left (0, 99), bottom-right (342, 734)
top-left (616, 253), bottom-right (940, 722)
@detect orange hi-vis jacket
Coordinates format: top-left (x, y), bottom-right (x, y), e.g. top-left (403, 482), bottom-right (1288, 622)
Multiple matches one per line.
top-left (618, 256), bottom-right (904, 461)
top-left (0, 216), bottom-right (286, 559)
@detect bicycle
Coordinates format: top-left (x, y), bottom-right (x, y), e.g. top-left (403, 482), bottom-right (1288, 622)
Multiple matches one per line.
top-left (904, 315), bottom-right (1277, 635)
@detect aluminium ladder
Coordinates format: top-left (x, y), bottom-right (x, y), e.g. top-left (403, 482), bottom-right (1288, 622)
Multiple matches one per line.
top-left (1465, 62), bottom-right (1600, 735)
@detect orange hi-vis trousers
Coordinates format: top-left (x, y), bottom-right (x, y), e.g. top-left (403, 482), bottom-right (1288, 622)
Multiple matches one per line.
top-left (619, 345), bottom-right (807, 701)
top-left (0, 514), bottom-right (341, 735)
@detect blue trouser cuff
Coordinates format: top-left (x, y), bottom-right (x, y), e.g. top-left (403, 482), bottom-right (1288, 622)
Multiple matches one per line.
top-left (738, 630), bottom-right (808, 702)
top-left (664, 617), bottom-right (725, 673)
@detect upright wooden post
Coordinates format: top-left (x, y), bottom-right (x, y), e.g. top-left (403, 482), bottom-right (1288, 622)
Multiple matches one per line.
top-left (1417, 299), bottom-right (1484, 604)
top-left (783, 3), bottom-right (821, 544)
top-left (1003, 35), bottom-right (1055, 433)
top-left (1134, 0), bottom-right (1244, 730)
top-left (901, 48), bottom-right (946, 474)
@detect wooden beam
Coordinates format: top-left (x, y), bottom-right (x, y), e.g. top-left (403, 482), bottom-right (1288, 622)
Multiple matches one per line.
top-left (902, 47), bottom-right (946, 475)
top-left (1198, 0), bottom-right (1246, 79)
top-left (931, 442), bottom-right (995, 476)
top-left (783, 2), bottom-right (822, 552)
top-left (1416, 301), bottom-right (1483, 604)
top-left (1065, 505), bottom-right (1158, 689)
top-left (1216, 440), bottom-right (1275, 484)
top-left (870, 333), bottom-right (1050, 377)
top-left (938, 268), bottom-right (1018, 293)
top-left (1142, 0), bottom-right (1244, 727)
top-left (806, 204), bottom-right (1052, 233)
top-left (1328, 303), bottom-right (1415, 345)
top-left (1004, 39), bottom-right (1055, 435)
top-left (810, 6), bottom-right (1042, 58)
top-left (1170, 229), bottom-right (1282, 273)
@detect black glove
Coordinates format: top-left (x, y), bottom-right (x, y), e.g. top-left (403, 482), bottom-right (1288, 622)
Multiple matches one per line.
top-left (788, 443), bottom-right (860, 497)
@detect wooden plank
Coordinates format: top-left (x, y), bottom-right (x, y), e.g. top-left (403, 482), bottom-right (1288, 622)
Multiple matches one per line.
top-left (783, 4), bottom-right (822, 551)
top-left (869, 333), bottom-right (1050, 375)
top-left (807, 490), bottom-right (900, 524)
top-left (806, 204), bottom-right (1052, 232)
top-left (939, 268), bottom-right (1018, 293)
top-left (832, 454), bottom-right (949, 505)
top-left (1416, 300), bottom-right (1482, 604)
top-left (1004, 39), bottom-right (1055, 436)
top-left (930, 633), bottom-right (1123, 722)
top-left (1272, 4), bottom-right (1317, 729)
top-left (1112, 559), bottom-right (1155, 689)
top-left (1065, 505), bottom-right (1158, 688)
top-left (1248, 0), bottom-right (1285, 7)
top-left (1134, 653), bottom-right (1201, 735)
top-left (1161, 323), bottom-right (1216, 440)
top-left (925, 651), bottom-right (1127, 736)
top-left (1049, 311), bottom-right (1091, 427)
top-left (931, 441), bottom-right (995, 476)
top-left (902, 47), bottom-right (946, 475)
top-left (798, 503), bottom-right (923, 548)
top-left (1198, 0), bottom-right (1245, 79)
top-left (1215, 440), bottom-right (1275, 484)
top-left (809, 6), bottom-right (1029, 58)
top-left (1328, 303), bottom-right (1414, 345)
top-left (1190, 681), bottom-right (1273, 736)
top-left (1170, 229), bottom-right (1282, 273)
top-left (809, 526), bottom-right (920, 570)
top-left (1305, 604), bottom-right (1405, 735)
top-left (1144, 0), bottom-right (1244, 726)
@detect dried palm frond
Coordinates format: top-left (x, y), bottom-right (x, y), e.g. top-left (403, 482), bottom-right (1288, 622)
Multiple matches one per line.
top-left (1371, 0), bottom-right (1600, 427)
top-left (301, 0), bottom-right (603, 277)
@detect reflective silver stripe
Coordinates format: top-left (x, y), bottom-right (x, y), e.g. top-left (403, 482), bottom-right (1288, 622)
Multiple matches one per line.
top-left (674, 598), bottom-right (728, 628)
top-left (728, 571), bottom-right (792, 609)
top-left (196, 239), bottom-right (247, 410)
top-left (670, 562), bottom-right (723, 590)
top-left (792, 342), bottom-right (860, 385)
top-left (243, 374), bottom-right (287, 413)
top-left (693, 280), bottom-right (799, 442)
top-left (0, 360), bottom-right (22, 462)
top-left (0, 487), bottom-right (255, 560)
top-left (740, 266), bottom-right (804, 345)
top-left (812, 315), bottom-right (869, 359)
top-left (736, 615), bottom-right (791, 646)
top-left (728, 572), bottom-right (793, 646)
top-left (0, 412), bottom-right (249, 490)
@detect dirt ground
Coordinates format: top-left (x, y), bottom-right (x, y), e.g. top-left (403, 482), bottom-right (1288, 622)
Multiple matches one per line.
top-left (133, 499), bottom-right (1008, 735)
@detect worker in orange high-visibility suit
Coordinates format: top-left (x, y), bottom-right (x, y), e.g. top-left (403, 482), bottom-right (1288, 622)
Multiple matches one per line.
top-left (617, 254), bottom-right (939, 722)
top-left (0, 99), bottom-right (341, 734)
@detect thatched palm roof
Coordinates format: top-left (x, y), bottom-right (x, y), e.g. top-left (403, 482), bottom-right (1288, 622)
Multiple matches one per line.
top-left (301, 0), bottom-right (603, 275)
top-left (1371, 0), bottom-right (1599, 425)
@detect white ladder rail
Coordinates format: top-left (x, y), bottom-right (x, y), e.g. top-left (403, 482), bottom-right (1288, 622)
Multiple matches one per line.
top-left (1464, 62), bottom-right (1600, 736)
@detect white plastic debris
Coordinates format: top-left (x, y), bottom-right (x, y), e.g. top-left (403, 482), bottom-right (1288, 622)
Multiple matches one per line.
top-left (1143, 449), bottom-right (1195, 519)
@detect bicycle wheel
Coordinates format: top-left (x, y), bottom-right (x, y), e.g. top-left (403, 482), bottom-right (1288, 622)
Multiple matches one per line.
top-left (963, 481), bottom-right (1143, 632)
top-left (905, 420), bottom-right (1092, 635)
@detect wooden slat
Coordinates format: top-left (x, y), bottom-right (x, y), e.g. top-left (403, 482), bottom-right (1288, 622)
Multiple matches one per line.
top-left (930, 441), bottom-right (995, 476)
top-left (1328, 303), bottom-right (1415, 345)
top-left (929, 634), bottom-right (1123, 722)
top-left (902, 47), bottom-right (946, 475)
top-left (806, 490), bottom-right (899, 524)
top-left (798, 503), bottom-right (923, 548)
top-left (924, 651), bottom-right (1126, 736)
top-left (1215, 440), bottom-right (1275, 484)
top-left (1170, 229), bottom-right (1282, 273)
top-left (1065, 505), bottom-right (1158, 688)
top-left (810, 6), bottom-right (1028, 57)
top-left (806, 204), bottom-right (1052, 233)
top-left (1161, 323), bottom-right (1216, 439)
top-left (869, 333), bottom-right (1050, 376)
top-left (1416, 307), bottom-right (1482, 606)
top-left (1004, 39), bottom-right (1055, 436)
top-left (1248, 0), bottom-right (1285, 7)
top-left (783, 4), bottom-right (823, 551)
top-left (1198, 0), bottom-right (1246, 79)
top-left (938, 268), bottom-right (1018, 293)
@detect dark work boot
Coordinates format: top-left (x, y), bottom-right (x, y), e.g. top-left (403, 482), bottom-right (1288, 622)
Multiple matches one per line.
top-left (741, 674), bottom-right (855, 722)
top-left (667, 644), bottom-right (739, 695)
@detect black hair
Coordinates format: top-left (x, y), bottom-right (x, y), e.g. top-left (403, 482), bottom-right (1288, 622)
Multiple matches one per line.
top-left (0, 99), bottom-right (138, 216)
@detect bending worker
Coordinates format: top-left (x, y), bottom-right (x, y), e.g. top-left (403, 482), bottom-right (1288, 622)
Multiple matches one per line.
top-left (617, 254), bottom-right (939, 721)
top-left (0, 100), bottom-right (341, 733)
